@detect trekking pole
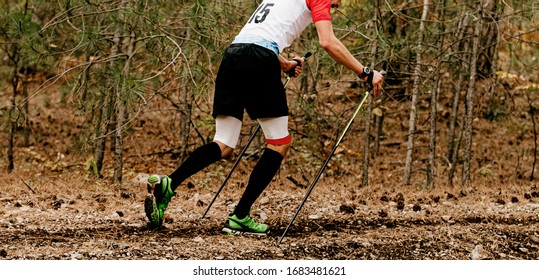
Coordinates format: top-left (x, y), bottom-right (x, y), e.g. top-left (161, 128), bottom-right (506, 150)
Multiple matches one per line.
top-left (200, 124), bottom-right (260, 220)
top-left (200, 52), bottom-right (312, 220)
top-left (278, 71), bottom-right (385, 244)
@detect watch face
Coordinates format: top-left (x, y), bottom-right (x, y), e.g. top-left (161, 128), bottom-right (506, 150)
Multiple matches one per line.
top-left (364, 67), bottom-right (371, 75)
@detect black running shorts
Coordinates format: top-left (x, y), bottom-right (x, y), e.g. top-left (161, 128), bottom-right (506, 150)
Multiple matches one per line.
top-left (213, 44), bottom-right (288, 121)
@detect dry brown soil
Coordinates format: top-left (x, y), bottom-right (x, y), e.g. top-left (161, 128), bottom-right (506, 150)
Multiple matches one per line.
top-left (1, 170), bottom-right (538, 260)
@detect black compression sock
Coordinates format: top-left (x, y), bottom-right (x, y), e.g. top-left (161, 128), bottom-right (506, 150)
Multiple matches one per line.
top-left (233, 148), bottom-right (283, 219)
top-left (168, 142), bottom-right (222, 191)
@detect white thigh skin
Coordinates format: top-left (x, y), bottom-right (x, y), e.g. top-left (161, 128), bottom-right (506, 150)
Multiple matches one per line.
top-left (258, 116), bottom-right (289, 141)
top-left (213, 115), bottom-right (242, 148)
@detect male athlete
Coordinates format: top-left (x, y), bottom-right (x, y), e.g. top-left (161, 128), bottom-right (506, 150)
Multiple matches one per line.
top-left (145, 0), bottom-right (384, 235)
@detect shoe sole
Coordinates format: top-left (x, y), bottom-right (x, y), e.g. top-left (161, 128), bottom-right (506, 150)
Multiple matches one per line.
top-left (221, 227), bottom-right (268, 236)
top-left (144, 194), bottom-right (161, 228)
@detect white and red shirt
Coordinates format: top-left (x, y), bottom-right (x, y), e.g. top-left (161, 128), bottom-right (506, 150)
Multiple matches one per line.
top-left (233, 0), bottom-right (332, 54)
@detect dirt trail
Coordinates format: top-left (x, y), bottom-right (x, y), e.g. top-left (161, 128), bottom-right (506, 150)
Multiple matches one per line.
top-left (1, 178), bottom-right (538, 260)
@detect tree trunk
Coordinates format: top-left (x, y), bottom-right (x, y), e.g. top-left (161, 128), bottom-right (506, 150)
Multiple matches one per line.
top-left (527, 93), bottom-right (537, 181)
top-left (476, 0), bottom-right (499, 80)
top-left (531, 110), bottom-right (537, 181)
top-left (22, 65), bottom-right (30, 147)
top-left (484, 0), bottom-right (501, 120)
top-left (7, 56), bottom-right (19, 173)
top-left (404, 0), bottom-right (429, 185)
top-left (178, 28), bottom-right (193, 163)
top-left (93, 30), bottom-right (121, 176)
top-left (80, 53), bottom-right (92, 103)
top-left (178, 72), bottom-right (192, 163)
top-left (447, 12), bottom-right (471, 185)
top-left (93, 95), bottom-right (108, 176)
top-left (374, 112), bottom-right (384, 157)
top-left (462, 1), bottom-right (484, 186)
top-left (361, 0), bottom-right (380, 187)
top-left (113, 29), bottom-right (136, 183)
top-left (113, 101), bottom-right (125, 183)
top-left (372, 0), bottom-right (383, 158)
top-left (427, 75), bottom-right (440, 189)
top-left (427, 0), bottom-right (446, 189)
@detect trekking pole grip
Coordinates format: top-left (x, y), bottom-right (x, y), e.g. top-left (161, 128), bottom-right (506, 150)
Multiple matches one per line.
top-left (287, 52), bottom-right (312, 77)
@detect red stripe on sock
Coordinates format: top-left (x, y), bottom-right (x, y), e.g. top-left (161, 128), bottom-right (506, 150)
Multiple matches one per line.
top-left (266, 135), bottom-right (292, 145)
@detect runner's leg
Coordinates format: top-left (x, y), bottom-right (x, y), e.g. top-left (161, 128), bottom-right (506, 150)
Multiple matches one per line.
top-left (232, 116), bottom-right (290, 219)
top-left (168, 115), bottom-right (241, 191)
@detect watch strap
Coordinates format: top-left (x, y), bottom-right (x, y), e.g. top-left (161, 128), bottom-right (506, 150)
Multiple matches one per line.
top-left (358, 67), bottom-right (374, 88)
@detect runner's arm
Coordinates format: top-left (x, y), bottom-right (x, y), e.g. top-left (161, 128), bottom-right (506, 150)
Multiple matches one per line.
top-left (314, 20), bottom-right (383, 95)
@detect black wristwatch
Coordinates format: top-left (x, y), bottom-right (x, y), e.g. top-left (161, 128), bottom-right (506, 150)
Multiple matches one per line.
top-left (358, 67), bottom-right (374, 87)
top-left (358, 67), bottom-right (372, 79)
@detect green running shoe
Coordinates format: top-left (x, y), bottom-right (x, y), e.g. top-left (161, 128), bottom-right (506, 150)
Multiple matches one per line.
top-left (144, 175), bottom-right (175, 227)
top-left (222, 213), bottom-right (269, 236)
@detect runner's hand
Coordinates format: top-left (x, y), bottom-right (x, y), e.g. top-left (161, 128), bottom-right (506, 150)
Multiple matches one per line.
top-left (360, 70), bottom-right (384, 96)
top-left (370, 70), bottom-right (384, 96)
top-left (281, 56), bottom-right (304, 77)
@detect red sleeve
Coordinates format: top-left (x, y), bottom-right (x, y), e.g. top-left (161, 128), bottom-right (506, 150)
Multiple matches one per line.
top-left (306, 0), bottom-right (332, 22)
